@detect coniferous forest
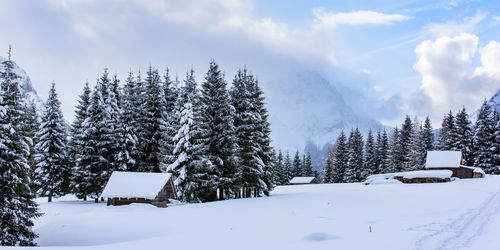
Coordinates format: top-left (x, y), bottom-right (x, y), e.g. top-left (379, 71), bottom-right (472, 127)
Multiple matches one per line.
top-left (0, 53), bottom-right (275, 245)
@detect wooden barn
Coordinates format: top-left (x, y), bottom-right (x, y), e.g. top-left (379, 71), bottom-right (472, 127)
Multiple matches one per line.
top-left (425, 151), bottom-right (484, 179)
top-left (289, 177), bottom-right (320, 185)
top-left (100, 171), bottom-right (177, 207)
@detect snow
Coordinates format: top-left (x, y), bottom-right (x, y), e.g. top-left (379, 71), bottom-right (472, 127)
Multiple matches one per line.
top-left (4, 176), bottom-right (499, 250)
top-left (289, 176), bottom-right (317, 184)
top-left (462, 166), bottom-right (486, 175)
top-left (425, 151), bottom-right (462, 168)
top-left (100, 171), bottom-right (172, 199)
top-left (403, 170), bottom-right (453, 179)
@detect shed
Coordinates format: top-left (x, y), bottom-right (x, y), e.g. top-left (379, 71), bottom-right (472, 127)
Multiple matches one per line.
top-left (289, 177), bottom-right (320, 185)
top-left (100, 171), bottom-right (177, 207)
top-left (424, 151), bottom-right (476, 178)
top-left (402, 170), bottom-right (452, 184)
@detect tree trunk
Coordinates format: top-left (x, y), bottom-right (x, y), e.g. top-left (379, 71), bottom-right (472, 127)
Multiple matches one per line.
top-left (218, 188), bottom-right (224, 200)
top-left (48, 195), bottom-right (52, 202)
top-left (95, 198), bottom-right (99, 203)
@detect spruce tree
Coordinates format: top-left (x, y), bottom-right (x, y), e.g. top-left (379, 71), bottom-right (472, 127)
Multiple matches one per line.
top-left (283, 151), bottom-right (292, 183)
top-left (492, 111), bottom-right (500, 171)
top-left (34, 82), bottom-right (70, 202)
top-left (454, 107), bottom-right (473, 165)
top-left (22, 100), bottom-right (40, 192)
top-left (69, 82), bottom-right (91, 199)
top-left (303, 152), bottom-right (313, 176)
top-left (0, 49), bottom-right (39, 245)
top-left (438, 111), bottom-right (456, 150)
top-left (159, 68), bottom-right (178, 172)
top-left (406, 122), bottom-right (427, 170)
top-left (322, 151), bottom-right (333, 183)
top-left (136, 66), bottom-right (165, 172)
top-left (331, 131), bottom-right (348, 182)
top-left (364, 130), bottom-right (377, 177)
top-left (292, 151), bottom-right (302, 177)
top-left (388, 127), bottom-right (402, 173)
top-left (400, 115), bottom-right (413, 169)
top-left (345, 128), bottom-right (364, 182)
top-left (274, 149), bottom-right (286, 185)
top-left (377, 129), bottom-right (390, 173)
top-left (423, 116), bottom-right (434, 151)
top-left (117, 72), bottom-right (138, 171)
top-left (473, 101), bottom-right (497, 174)
top-left (200, 60), bottom-right (237, 199)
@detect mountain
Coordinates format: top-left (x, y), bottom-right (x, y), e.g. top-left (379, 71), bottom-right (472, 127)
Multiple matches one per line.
top-left (264, 71), bottom-right (386, 170)
top-left (472, 89), bottom-right (500, 122)
top-left (0, 56), bottom-right (44, 110)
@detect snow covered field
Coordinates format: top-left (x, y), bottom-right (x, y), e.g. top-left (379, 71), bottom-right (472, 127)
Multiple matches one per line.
top-left (4, 176), bottom-right (500, 250)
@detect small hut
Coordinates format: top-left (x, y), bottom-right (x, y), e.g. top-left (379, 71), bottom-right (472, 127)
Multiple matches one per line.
top-left (289, 177), bottom-right (320, 185)
top-left (100, 171), bottom-right (177, 207)
top-left (401, 170), bottom-right (452, 183)
top-left (425, 151), bottom-right (482, 178)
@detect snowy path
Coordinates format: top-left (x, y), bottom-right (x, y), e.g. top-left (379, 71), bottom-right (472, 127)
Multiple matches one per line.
top-left (415, 189), bottom-right (500, 250)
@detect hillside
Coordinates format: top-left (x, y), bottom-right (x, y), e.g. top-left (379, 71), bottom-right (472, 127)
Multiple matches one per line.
top-left (24, 176), bottom-right (500, 250)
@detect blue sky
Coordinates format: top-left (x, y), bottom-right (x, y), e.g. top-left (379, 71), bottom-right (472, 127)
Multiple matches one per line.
top-left (1, 0), bottom-right (500, 127)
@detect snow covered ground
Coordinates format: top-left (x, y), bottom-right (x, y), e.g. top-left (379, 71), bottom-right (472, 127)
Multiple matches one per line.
top-left (4, 176), bottom-right (500, 250)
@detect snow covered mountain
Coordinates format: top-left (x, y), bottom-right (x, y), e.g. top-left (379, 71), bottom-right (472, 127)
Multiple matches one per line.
top-left (472, 89), bottom-right (500, 121)
top-left (264, 71), bottom-right (385, 169)
top-left (0, 56), bottom-right (44, 110)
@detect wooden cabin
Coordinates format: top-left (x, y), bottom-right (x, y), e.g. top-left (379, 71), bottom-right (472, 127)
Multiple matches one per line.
top-left (425, 151), bottom-right (483, 179)
top-left (100, 171), bottom-right (177, 207)
top-left (401, 170), bottom-right (452, 184)
top-left (289, 177), bottom-right (320, 185)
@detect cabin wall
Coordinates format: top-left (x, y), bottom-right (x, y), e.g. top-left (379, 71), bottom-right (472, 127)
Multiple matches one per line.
top-left (427, 167), bottom-right (473, 178)
top-left (403, 177), bottom-right (450, 184)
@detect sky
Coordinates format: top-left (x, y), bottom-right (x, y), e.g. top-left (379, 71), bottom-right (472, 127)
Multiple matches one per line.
top-left (1, 0), bottom-right (500, 131)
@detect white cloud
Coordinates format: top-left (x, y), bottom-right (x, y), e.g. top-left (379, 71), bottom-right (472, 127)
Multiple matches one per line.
top-left (312, 8), bottom-right (409, 29)
top-left (425, 12), bottom-right (487, 37)
top-left (413, 33), bottom-right (500, 121)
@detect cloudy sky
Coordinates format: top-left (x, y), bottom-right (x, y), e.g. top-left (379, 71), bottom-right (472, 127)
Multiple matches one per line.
top-left (1, 0), bottom-right (500, 129)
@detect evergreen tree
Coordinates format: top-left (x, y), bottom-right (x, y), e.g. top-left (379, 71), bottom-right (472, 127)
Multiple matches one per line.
top-left (34, 82), bottom-right (70, 201)
top-left (492, 111), bottom-right (500, 171)
top-left (69, 83), bottom-right (91, 199)
top-left (283, 151), bottom-right (292, 183)
top-left (406, 122), bottom-right (427, 170)
top-left (200, 60), bottom-right (237, 199)
top-left (274, 149), bottom-right (286, 185)
top-left (423, 116), bottom-right (434, 151)
top-left (159, 68), bottom-right (178, 172)
top-left (331, 131), bottom-right (348, 183)
top-left (378, 129), bottom-right (390, 173)
top-left (136, 66), bottom-right (165, 172)
top-left (117, 72), bottom-right (138, 171)
top-left (473, 101), bottom-right (497, 174)
top-left (103, 74), bottom-right (122, 173)
top-left (292, 151), bottom-right (302, 177)
top-left (400, 115), bottom-right (413, 169)
top-left (364, 130), bottom-right (377, 177)
top-left (303, 152), bottom-right (313, 176)
top-left (77, 82), bottom-right (112, 202)
top-left (388, 127), bottom-right (402, 173)
top-left (168, 70), bottom-right (217, 202)
top-left (0, 49), bottom-right (39, 245)
top-left (322, 151), bottom-right (334, 183)
top-left (438, 111), bottom-right (456, 150)
top-left (22, 100), bottom-right (40, 192)
top-left (345, 128), bottom-right (364, 182)
top-left (454, 107), bottom-right (473, 165)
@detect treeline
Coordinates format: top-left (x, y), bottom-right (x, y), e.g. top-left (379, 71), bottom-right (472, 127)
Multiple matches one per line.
top-left (0, 56), bottom-right (274, 245)
top-left (322, 106), bottom-right (500, 183)
top-left (273, 150), bottom-right (318, 185)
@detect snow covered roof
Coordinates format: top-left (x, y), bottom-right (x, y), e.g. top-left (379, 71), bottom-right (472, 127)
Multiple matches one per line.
top-left (461, 166), bottom-right (485, 175)
top-left (100, 171), bottom-right (172, 199)
top-left (403, 170), bottom-right (452, 179)
top-left (289, 177), bottom-right (317, 184)
top-left (425, 151), bottom-right (462, 169)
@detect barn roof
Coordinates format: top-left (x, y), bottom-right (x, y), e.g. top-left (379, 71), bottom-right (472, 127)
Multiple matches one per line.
top-left (100, 171), bottom-right (172, 199)
top-left (425, 151), bottom-right (462, 169)
top-left (289, 177), bottom-right (317, 184)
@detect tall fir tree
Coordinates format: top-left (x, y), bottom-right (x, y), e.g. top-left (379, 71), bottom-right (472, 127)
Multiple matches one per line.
top-left (200, 60), bottom-right (237, 199)
top-left (34, 82), bottom-right (70, 201)
top-left (274, 149), bottom-right (286, 185)
top-left (406, 122), bottom-right (427, 170)
top-left (438, 111), bottom-right (456, 150)
top-left (473, 101), bottom-right (497, 174)
top-left (117, 72), bottom-right (138, 171)
top-left (492, 111), bottom-right (500, 171)
top-left (322, 151), bottom-right (334, 183)
top-left (159, 68), bottom-right (178, 172)
top-left (454, 107), bottom-right (473, 165)
top-left (69, 82), bottom-right (91, 199)
top-left (303, 152), bottom-right (313, 177)
top-left (292, 151), bottom-right (302, 177)
top-left (331, 131), bottom-right (348, 182)
top-left (400, 115), bottom-right (413, 170)
top-left (422, 116), bottom-right (434, 151)
top-left (136, 66), bottom-right (165, 172)
top-left (283, 151), bottom-right (292, 183)
top-left (364, 130), bottom-right (377, 177)
top-left (0, 48), bottom-right (39, 245)
top-left (168, 70), bottom-right (217, 202)
top-left (345, 128), bottom-right (364, 182)
top-left (387, 127), bottom-right (403, 173)
top-left (22, 100), bottom-right (40, 192)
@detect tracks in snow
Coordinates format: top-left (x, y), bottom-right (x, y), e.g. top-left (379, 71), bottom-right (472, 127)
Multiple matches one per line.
top-left (415, 190), bottom-right (500, 250)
